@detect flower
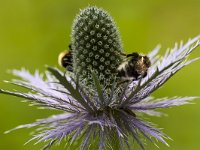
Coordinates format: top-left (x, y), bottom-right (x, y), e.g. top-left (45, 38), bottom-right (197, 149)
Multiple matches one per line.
top-left (0, 6), bottom-right (200, 150)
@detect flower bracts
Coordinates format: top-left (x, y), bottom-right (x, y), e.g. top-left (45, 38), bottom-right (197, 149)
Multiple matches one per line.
top-left (0, 6), bottom-right (200, 150)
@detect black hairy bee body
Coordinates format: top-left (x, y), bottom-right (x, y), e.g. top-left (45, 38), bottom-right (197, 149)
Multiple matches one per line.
top-left (58, 45), bottom-right (73, 72)
top-left (117, 52), bottom-right (151, 81)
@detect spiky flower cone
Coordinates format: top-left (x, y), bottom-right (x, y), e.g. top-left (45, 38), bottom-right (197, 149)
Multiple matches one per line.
top-left (71, 6), bottom-right (124, 91)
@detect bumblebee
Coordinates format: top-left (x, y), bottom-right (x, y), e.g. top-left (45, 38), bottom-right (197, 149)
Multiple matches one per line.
top-left (58, 44), bottom-right (151, 81)
top-left (58, 44), bottom-right (73, 72)
top-left (117, 52), bottom-right (151, 81)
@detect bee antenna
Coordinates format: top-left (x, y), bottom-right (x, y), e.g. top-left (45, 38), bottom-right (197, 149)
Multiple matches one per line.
top-left (114, 51), bottom-right (127, 56)
top-left (126, 52), bottom-right (139, 57)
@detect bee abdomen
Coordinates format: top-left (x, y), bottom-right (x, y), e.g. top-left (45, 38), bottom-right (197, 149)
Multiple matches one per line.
top-left (117, 62), bottom-right (137, 80)
top-left (58, 51), bottom-right (73, 72)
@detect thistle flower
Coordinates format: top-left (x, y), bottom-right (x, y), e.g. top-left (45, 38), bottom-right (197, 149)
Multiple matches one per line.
top-left (1, 6), bottom-right (200, 150)
top-left (71, 6), bottom-right (124, 96)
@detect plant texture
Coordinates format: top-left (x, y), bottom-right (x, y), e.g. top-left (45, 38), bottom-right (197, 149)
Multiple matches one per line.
top-left (0, 6), bottom-right (200, 150)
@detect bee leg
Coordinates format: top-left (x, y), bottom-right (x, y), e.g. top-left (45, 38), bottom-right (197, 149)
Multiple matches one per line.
top-left (142, 72), bottom-right (147, 78)
top-left (119, 52), bottom-right (127, 56)
top-left (66, 65), bottom-right (73, 72)
top-left (64, 70), bottom-right (67, 77)
top-left (68, 44), bottom-right (72, 50)
top-left (116, 80), bottom-right (130, 86)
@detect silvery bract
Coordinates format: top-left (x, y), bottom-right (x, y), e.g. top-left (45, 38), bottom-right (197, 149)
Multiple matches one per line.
top-left (1, 6), bottom-right (200, 150)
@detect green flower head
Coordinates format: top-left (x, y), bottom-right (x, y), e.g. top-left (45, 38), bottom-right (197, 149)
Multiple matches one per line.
top-left (71, 6), bottom-right (124, 90)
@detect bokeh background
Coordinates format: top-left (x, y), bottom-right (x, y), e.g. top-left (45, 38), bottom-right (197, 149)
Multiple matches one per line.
top-left (0, 0), bottom-right (200, 149)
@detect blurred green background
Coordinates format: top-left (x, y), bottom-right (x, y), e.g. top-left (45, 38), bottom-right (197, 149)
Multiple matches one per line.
top-left (0, 0), bottom-right (200, 149)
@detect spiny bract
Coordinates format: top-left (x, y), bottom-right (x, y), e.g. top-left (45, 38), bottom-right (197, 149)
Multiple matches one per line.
top-left (0, 6), bottom-right (200, 150)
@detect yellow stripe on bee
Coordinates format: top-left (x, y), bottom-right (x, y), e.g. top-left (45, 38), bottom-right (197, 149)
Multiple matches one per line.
top-left (58, 50), bottom-right (69, 67)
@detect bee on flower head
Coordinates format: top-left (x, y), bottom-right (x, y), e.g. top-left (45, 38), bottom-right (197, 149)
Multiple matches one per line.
top-left (58, 44), bottom-right (73, 72)
top-left (117, 52), bottom-right (151, 81)
top-left (58, 44), bottom-right (151, 82)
